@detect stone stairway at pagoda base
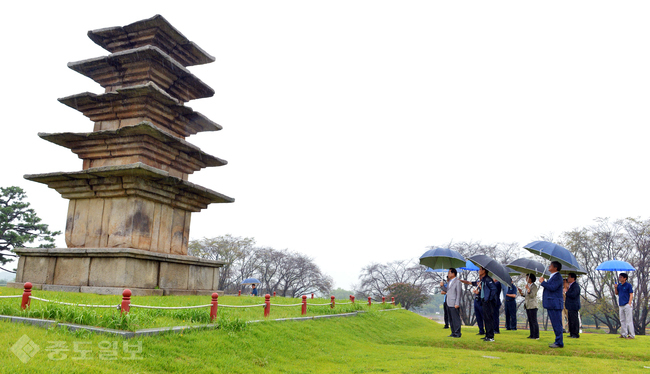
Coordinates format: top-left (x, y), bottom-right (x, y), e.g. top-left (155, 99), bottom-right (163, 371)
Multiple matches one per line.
top-left (10, 15), bottom-right (234, 296)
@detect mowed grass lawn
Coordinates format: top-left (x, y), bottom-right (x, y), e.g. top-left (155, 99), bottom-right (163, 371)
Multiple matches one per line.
top-left (1, 304), bottom-right (649, 373)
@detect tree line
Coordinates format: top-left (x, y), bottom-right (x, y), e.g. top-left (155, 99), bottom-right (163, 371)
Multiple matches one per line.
top-left (188, 235), bottom-right (333, 297)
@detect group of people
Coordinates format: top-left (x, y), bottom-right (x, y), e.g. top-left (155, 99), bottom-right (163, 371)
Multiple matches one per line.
top-left (438, 261), bottom-right (635, 347)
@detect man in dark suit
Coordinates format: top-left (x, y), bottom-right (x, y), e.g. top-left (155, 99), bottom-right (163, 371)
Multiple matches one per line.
top-left (505, 282), bottom-right (518, 330)
top-left (565, 272), bottom-right (581, 338)
top-left (474, 290), bottom-right (485, 336)
top-left (493, 279), bottom-right (502, 333)
top-left (539, 261), bottom-right (564, 348)
top-left (461, 267), bottom-right (497, 342)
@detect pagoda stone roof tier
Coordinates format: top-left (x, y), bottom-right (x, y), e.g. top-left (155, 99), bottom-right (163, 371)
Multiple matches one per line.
top-left (88, 14), bottom-right (215, 67)
top-left (25, 163), bottom-right (234, 213)
top-left (39, 123), bottom-right (227, 180)
top-left (68, 46), bottom-right (214, 103)
top-left (59, 83), bottom-right (220, 138)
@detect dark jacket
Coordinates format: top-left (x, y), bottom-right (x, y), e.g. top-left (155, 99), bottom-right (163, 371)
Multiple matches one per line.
top-left (565, 282), bottom-right (581, 311)
top-left (505, 283), bottom-right (517, 303)
top-left (476, 276), bottom-right (497, 303)
top-left (541, 273), bottom-right (564, 310)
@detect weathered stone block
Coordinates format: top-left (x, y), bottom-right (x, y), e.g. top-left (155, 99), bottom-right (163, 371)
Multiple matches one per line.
top-left (188, 265), bottom-right (213, 290)
top-left (53, 257), bottom-right (90, 286)
top-left (159, 262), bottom-right (189, 289)
top-left (20, 256), bottom-right (51, 284)
top-left (88, 257), bottom-right (158, 289)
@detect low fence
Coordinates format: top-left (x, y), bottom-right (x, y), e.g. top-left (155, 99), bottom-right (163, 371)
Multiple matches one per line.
top-left (13, 282), bottom-right (396, 322)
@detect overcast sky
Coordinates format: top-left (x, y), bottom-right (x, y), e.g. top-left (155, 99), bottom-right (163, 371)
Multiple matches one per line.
top-left (2, 1), bottom-right (649, 289)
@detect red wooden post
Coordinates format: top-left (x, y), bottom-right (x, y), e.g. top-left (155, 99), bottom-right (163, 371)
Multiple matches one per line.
top-left (21, 282), bottom-right (32, 310)
top-left (301, 295), bottom-right (307, 315)
top-left (273, 291), bottom-right (276, 297)
top-left (331, 296), bottom-right (335, 309)
top-left (391, 297), bottom-right (395, 305)
top-left (238, 290), bottom-right (241, 296)
top-left (121, 289), bottom-right (131, 315)
top-left (210, 293), bottom-right (219, 321)
top-left (382, 296), bottom-right (386, 304)
top-left (351, 295), bottom-right (355, 304)
top-left (311, 293), bottom-right (314, 299)
top-left (264, 294), bottom-right (271, 317)
top-left (368, 297), bottom-right (372, 306)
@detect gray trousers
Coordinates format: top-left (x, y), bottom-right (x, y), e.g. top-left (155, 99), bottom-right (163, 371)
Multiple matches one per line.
top-left (619, 304), bottom-right (635, 337)
top-left (447, 305), bottom-right (462, 337)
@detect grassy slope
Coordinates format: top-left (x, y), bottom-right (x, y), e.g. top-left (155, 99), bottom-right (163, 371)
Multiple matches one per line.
top-left (1, 309), bottom-right (649, 373)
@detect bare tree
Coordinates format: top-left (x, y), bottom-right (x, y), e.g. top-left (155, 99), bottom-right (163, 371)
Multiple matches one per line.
top-left (355, 260), bottom-right (436, 310)
top-left (188, 235), bottom-right (256, 292)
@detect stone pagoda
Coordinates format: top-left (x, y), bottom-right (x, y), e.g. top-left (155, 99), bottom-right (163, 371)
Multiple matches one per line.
top-left (11, 15), bottom-right (233, 296)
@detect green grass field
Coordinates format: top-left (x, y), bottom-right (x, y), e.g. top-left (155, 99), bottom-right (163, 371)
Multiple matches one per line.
top-left (0, 287), bottom-right (390, 331)
top-left (1, 287), bottom-right (649, 373)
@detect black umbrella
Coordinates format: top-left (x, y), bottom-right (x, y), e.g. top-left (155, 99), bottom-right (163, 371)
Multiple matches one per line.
top-left (468, 255), bottom-right (512, 285)
top-left (505, 266), bottom-right (520, 277)
top-left (507, 258), bottom-right (550, 278)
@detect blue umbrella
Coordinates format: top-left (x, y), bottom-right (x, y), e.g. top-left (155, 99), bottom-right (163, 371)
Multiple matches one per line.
top-left (596, 259), bottom-right (635, 284)
top-left (523, 241), bottom-right (581, 269)
top-left (419, 247), bottom-right (466, 270)
top-left (596, 260), bottom-right (635, 272)
top-left (460, 260), bottom-right (480, 271)
top-left (241, 277), bottom-right (261, 285)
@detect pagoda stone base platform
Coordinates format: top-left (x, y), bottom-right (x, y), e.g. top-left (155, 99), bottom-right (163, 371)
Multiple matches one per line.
top-left (8, 248), bottom-right (223, 296)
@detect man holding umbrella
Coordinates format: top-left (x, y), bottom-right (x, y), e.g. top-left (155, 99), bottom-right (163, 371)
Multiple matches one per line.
top-left (615, 273), bottom-right (635, 339)
top-left (539, 261), bottom-right (564, 348)
top-left (445, 268), bottom-right (463, 338)
top-left (460, 267), bottom-right (497, 342)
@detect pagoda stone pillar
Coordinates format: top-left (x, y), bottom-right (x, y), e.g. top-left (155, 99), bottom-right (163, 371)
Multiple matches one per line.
top-left (9, 15), bottom-right (234, 296)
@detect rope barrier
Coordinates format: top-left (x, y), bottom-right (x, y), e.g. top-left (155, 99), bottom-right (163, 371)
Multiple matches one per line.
top-left (130, 304), bottom-right (211, 310)
top-left (29, 296), bottom-right (118, 309)
top-left (15, 283), bottom-right (400, 323)
top-left (219, 304), bottom-right (267, 308)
